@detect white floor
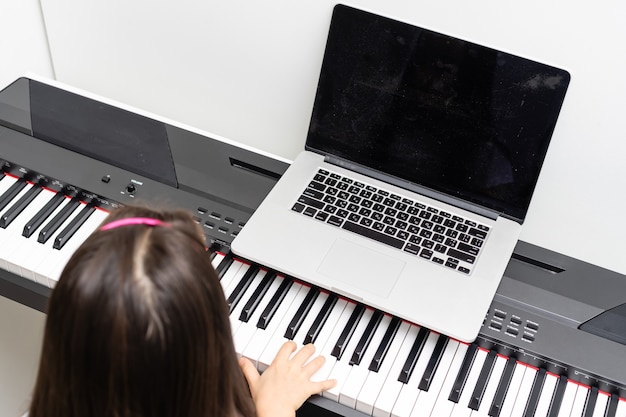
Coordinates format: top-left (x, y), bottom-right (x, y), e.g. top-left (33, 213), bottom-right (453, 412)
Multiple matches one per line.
top-left (0, 296), bottom-right (45, 417)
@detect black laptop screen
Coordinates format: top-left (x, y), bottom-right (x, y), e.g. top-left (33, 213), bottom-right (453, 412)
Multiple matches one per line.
top-left (306, 4), bottom-right (570, 221)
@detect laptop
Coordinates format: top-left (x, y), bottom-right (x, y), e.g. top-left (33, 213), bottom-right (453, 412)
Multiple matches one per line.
top-left (232, 3), bottom-right (570, 342)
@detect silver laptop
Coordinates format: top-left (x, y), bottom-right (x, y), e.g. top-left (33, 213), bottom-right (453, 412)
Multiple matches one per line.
top-left (232, 4), bottom-right (570, 342)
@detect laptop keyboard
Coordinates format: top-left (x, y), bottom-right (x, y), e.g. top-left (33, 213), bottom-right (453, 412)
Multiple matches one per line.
top-left (291, 168), bottom-right (491, 275)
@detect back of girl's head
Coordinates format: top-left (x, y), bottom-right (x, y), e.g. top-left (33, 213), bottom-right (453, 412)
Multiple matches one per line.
top-left (29, 205), bottom-right (255, 417)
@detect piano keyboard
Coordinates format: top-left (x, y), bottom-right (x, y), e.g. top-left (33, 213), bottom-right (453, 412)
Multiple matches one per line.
top-left (1, 171), bottom-right (625, 417)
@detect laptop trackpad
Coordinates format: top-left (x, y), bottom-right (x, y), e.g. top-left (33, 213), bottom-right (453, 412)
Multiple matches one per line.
top-left (317, 239), bottom-right (404, 298)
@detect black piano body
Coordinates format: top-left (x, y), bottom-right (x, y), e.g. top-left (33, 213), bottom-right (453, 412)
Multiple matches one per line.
top-left (1, 77), bottom-right (625, 417)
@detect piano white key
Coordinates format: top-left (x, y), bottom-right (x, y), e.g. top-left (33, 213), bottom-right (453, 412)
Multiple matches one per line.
top-left (555, 381), bottom-right (579, 417)
top-left (569, 384), bottom-right (590, 417)
top-left (373, 324), bottom-right (422, 417)
top-left (233, 273), bottom-right (284, 356)
top-left (450, 348), bottom-right (490, 417)
top-left (219, 260), bottom-right (245, 293)
top-left (531, 372), bottom-right (559, 417)
top-left (0, 183), bottom-right (34, 250)
top-left (339, 313), bottom-right (392, 408)
top-left (257, 282), bottom-right (309, 371)
top-left (15, 196), bottom-right (72, 282)
top-left (44, 208), bottom-right (109, 287)
top-left (426, 341), bottom-right (469, 417)
top-left (323, 307), bottom-right (375, 402)
top-left (410, 338), bottom-right (461, 417)
top-left (470, 354), bottom-right (508, 417)
top-left (0, 175), bottom-right (18, 196)
top-left (240, 280), bottom-right (303, 368)
top-left (494, 362), bottom-right (526, 417)
top-left (1, 186), bottom-right (55, 272)
top-left (615, 397), bottom-right (626, 417)
top-left (392, 331), bottom-right (441, 417)
top-left (211, 252), bottom-right (225, 269)
top-left (590, 391), bottom-right (610, 417)
top-left (509, 365), bottom-right (537, 417)
top-left (356, 321), bottom-right (411, 415)
top-left (290, 290), bottom-right (329, 348)
top-left (229, 268), bottom-right (267, 335)
top-left (310, 299), bottom-right (353, 384)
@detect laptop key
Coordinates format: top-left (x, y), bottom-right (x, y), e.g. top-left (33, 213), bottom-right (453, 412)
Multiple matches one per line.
top-left (342, 220), bottom-right (404, 249)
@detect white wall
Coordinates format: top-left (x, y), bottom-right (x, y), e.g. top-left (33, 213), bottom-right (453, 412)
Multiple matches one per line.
top-left (0, 2), bottom-right (52, 416)
top-left (38, 0), bottom-right (626, 277)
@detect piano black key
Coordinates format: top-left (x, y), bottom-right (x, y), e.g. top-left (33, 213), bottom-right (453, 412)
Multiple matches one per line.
top-left (582, 386), bottom-right (598, 417)
top-left (489, 356), bottom-right (517, 417)
top-left (468, 349), bottom-right (497, 410)
top-left (331, 303), bottom-right (365, 360)
top-left (398, 326), bottom-right (430, 383)
top-left (23, 192), bottom-right (65, 238)
top-left (349, 309), bottom-right (384, 365)
top-left (227, 264), bottom-right (260, 313)
top-left (37, 198), bottom-right (80, 243)
top-left (547, 375), bottom-right (568, 417)
top-left (369, 316), bottom-right (402, 372)
top-left (523, 367), bottom-right (547, 417)
top-left (53, 204), bottom-right (95, 250)
top-left (257, 277), bottom-right (293, 329)
top-left (303, 293), bottom-right (338, 345)
top-left (0, 184), bottom-right (41, 228)
top-left (449, 342), bottom-right (479, 403)
top-left (215, 252), bottom-right (234, 279)
top-left (605, 393), bottom-right (619, 417)
top-left (239, 271), bottom-right (276, 322)
top-left (0, 178), bottom-right (27, 212)
top-left (284, 286), bottom-right (320, 340)
top-left (418, 334), bottom-right (449, 391)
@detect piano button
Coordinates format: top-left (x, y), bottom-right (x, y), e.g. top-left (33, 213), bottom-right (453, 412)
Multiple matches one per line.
top-left (582, 387), bottom-right (598, 417)
top-left (229, 268), bottom-right (267, 335)
top-left (489, 357), bottom-right (518, 417)
top-left (533, 372), bottom-right (559, 417)
top-left (257, 277), bottom-right (294, 330)
top-left (234, 273), bottom-right (284, 355)
top-left (450, 343), bottom-right (480, 403)
top-left (369, 316), bottom-right (402, 372)
top-left (258, 283), bottom-right (312, 371)
top-left (605, 394), bottom-right (620, 417)
top-left (0, 177), bottom-right (27, 212)
top-left (227, 264), bottom-right (260, 313)
top-left (331, 303), bottom-right (366, 360)
top-left (242, 280), bottom-right (303, 368)
top-left (284, 286), bottom-right (321, 340)
top-left (495, 362), bottom-right (527, 417)
top-left (449, 348), bottom-right (488, 417)
top-left (2, 189), bottom-right (57, 274)
top-left (418, 334), bottom-right (450, 392)
top-left (570, 385), bottom-right (591, 417)
top-left (42, 208), bottom-right (109, 287)
top-left (468, 350), bottom-right (498, 410)
top-left (0, 184), bottom-right (41, 228)
top-left (522, 368), bottom-right (547, 417)
top-left (53, 204), bottom-right (96, 250)
top-left (590, 391), bottom-right (609, 417)
top-left (471, 354), bottom-right (508, 417)
top-left (37, 198), bottom-right (80, 243)
top-left (410, 338), bottom-right (461, 417)
top-left (357, 320), bottom-right (410, 415)
top-left (22, 191), bottom-right (64, 238)
top-left (310, 299), bottom-right (352, 384)
top-left (372, 323), bottom-right (421, 417)
top-left (340, 313), bottom-right (392, 408)
top-left (392, 331), bottom-right (441, 417)
top-left (398, 326), bottom-right (430, 383)
top-left (239, 270), bottom-right (276, 323)
top-left (509, 365), bottom-right (537, 417)
top-left (215, 252), bottom-right (235, 279)
top-left (303, 293), bottom-right (338, 345)
top-left (324, 307), bottom-right (375, 401)
top-left (546, 376), bottom-right (570, 417)
top-left (350, 309), bottom-right (384, 366)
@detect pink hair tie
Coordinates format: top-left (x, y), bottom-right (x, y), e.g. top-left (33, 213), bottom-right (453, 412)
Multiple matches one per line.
top-left (100, 217), bottom-right (169, 231)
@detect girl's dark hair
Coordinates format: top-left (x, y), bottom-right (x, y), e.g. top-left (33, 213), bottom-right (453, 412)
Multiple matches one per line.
top-left (29, 205), bottom-right (256, 417)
